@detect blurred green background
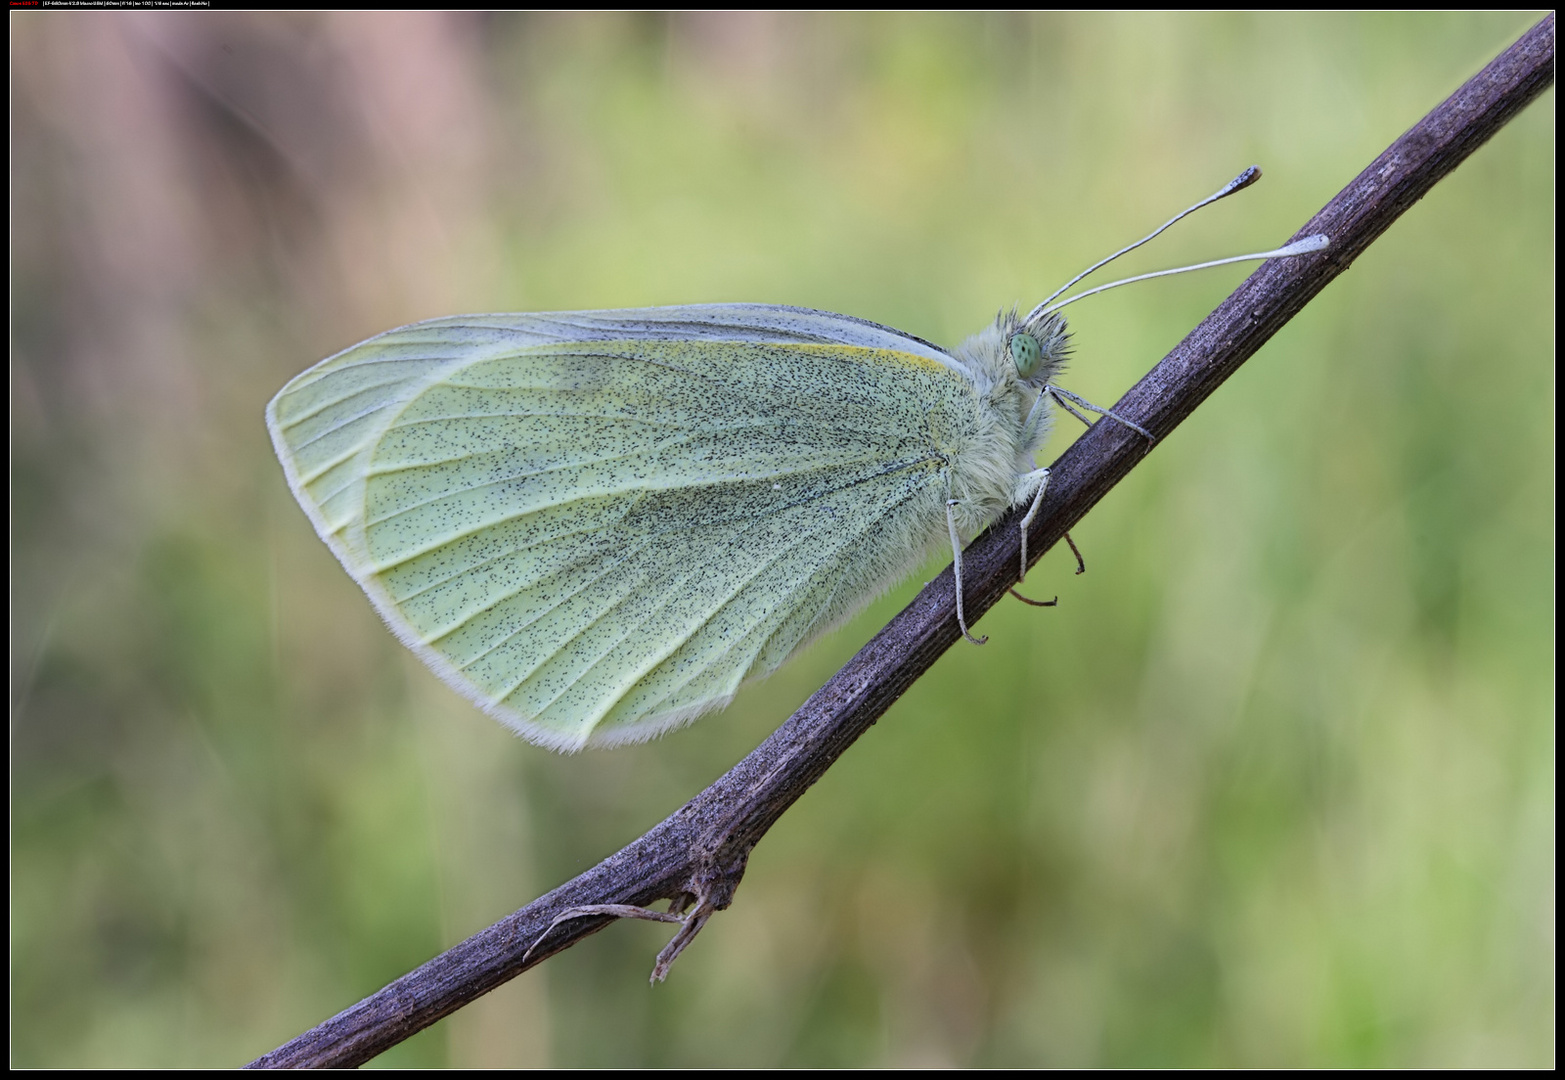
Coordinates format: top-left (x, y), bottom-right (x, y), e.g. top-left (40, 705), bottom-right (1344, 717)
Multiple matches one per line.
top-left (10, 12), bottom-right (1553, 1068)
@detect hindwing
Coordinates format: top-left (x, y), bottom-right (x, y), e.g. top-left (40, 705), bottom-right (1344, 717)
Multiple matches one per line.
top-left (267, 306), bottom-right (977, 749)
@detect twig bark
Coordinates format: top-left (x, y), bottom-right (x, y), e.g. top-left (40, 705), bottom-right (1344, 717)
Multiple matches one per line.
top-left (248, 15), bottom-right (1554, 1069)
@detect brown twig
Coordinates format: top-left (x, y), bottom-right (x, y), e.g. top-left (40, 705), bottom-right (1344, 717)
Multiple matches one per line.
top-left (247, 16), bottom-right (1553, 1069)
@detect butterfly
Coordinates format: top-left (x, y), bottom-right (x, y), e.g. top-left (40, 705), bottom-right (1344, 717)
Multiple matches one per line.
top-left (266, 169), bottom-right (1325, 752)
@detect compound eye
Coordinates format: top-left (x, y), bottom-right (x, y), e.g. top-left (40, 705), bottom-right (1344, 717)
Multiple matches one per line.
top-left (1010, 331), bottom-right (1043, 379)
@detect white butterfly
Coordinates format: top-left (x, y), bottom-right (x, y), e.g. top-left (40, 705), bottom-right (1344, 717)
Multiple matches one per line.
top-left (267, 170), bottom-right (1325, 751)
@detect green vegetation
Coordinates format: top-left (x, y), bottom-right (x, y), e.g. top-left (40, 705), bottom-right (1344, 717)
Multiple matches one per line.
top-left (10, 12), bottom-right (1552, 1067)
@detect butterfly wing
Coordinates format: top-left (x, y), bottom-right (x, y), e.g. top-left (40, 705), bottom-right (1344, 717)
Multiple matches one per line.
top-left (267, 306), bottom-right (977, 750)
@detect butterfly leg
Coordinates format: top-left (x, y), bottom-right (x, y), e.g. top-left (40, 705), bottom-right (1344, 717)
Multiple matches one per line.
top-left (1009, 469), bottom-right (1092, 606)
top-left (1014, 467), bottom-right (1051, 584)
top-left (1063, 531), bottom-right (1086, 574)
top-left (1009, 467), bottom-right (1059, 606)
top-left (1046, 384), bottom-right (1156, 442)
top-left (946, 499), bottom-right (988, 645)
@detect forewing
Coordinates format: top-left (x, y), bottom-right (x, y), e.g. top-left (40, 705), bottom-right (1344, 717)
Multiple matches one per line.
top-left (267, 307), bottom-right (972, 750)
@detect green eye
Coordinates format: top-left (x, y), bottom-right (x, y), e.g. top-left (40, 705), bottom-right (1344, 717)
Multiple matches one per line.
top-left (1010, 331), bottom-right (1043, 378)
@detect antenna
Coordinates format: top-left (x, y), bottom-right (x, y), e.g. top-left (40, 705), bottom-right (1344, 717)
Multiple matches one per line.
top-left (1027, 166), bottom-right (1264, 322)
top-left (1033, 234), bottom-right (1329, 320)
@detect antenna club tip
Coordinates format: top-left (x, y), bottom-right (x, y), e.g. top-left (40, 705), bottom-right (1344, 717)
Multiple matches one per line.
top-left (1218, 165), bottom-right (1263, 200)
top-left (1287, 234), bottom-right (1331, 255)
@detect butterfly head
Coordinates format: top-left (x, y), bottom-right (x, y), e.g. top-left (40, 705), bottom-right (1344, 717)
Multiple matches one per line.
top-left (1007, 310), bottom-right (1070, 389)
top-left (952, 307), bottom-right (1071, 398)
